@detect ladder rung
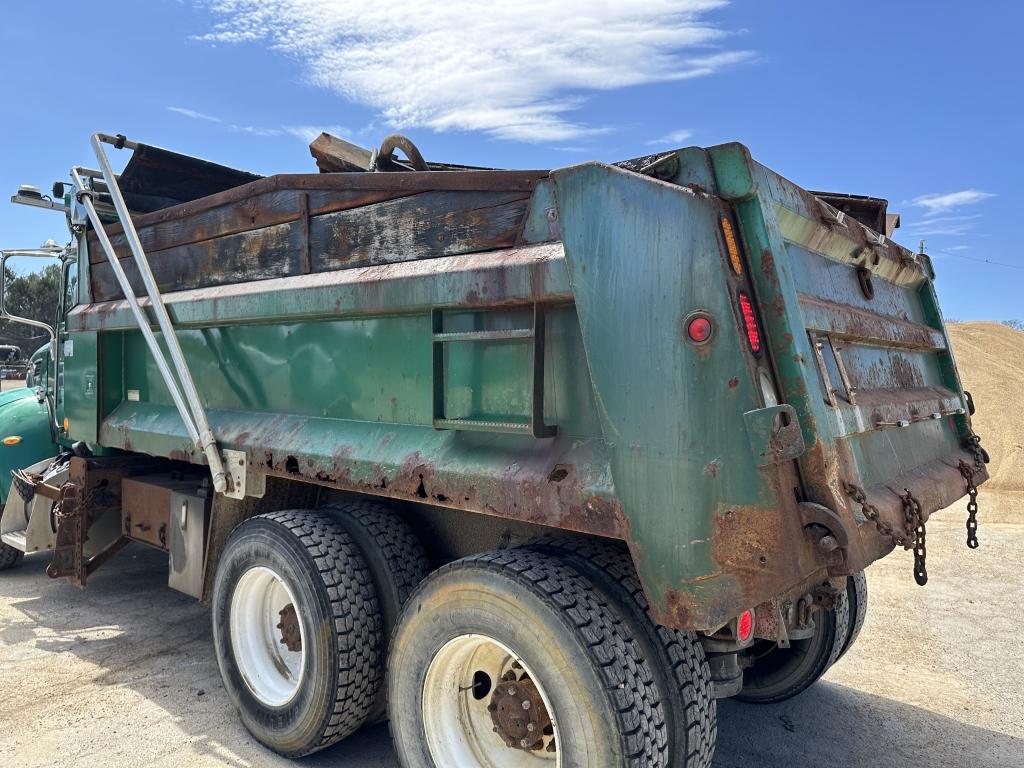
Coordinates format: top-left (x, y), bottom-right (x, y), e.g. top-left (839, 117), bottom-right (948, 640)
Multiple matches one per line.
top-left (433, 418), bottom-right (532, 434)
top-left (432, 328), bottom-right (534, 343)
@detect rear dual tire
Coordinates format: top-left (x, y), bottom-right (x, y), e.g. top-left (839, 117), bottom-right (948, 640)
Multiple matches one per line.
top-left (526, 537), bottom-right (717, 768)
top-left (736, 572), bottom-right (867, 704)
top-left (212, 503), bottom-right (428, 757)
top-left (388, 549), bottom-right (670, 768)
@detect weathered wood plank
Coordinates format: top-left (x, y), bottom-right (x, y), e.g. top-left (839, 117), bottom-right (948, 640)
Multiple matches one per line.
top-left (88, 188), bottom-right (409, 265)
top-left (310, 191), bottom-right (531, 271)
top-left (90, 220), bottom-right (306, 301)
top-left (95, 171), bottom-right (547, 239)
top-left (89, 189), bottom-right (532, 301)
top-left (309, 133), bottom-right (373, 172)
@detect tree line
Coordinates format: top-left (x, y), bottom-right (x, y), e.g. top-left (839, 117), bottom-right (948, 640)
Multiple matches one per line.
top-left (0, 265), bottom-right (61, 358)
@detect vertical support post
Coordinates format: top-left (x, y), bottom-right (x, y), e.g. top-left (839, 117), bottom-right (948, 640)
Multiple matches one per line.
top-left (299, 192), bottom-right (311, 275)
top-left (530, 303), bottom-right (557, 438)
top-left (431, 308), bottom-right (445, 426)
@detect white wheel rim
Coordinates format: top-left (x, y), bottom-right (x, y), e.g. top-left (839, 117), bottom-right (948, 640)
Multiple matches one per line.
top-left (423, 634), bottom-right (562, 768)
top-left (229, 565), bottom-right (306, 707)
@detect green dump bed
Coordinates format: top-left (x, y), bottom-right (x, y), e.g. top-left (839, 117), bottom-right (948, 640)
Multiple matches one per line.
top-left (59, 141), bottom-right (986, 631)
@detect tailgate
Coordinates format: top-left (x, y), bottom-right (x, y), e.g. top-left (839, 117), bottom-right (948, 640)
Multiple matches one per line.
top-left (706, 144), bottom-right (988, 573)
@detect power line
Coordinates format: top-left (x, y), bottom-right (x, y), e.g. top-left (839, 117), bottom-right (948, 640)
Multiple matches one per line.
top-left (928, 248), bottom-right (1024, 270)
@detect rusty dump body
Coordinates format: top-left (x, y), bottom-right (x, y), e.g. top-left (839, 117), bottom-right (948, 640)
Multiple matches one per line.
top-left (51, 139), bottom-right (986, 632)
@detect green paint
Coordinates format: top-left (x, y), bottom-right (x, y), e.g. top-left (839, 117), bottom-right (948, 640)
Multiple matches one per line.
top-left (42, 143), bottom-right (981, 629)
top-left (0, 388), bottom-right (56, 502)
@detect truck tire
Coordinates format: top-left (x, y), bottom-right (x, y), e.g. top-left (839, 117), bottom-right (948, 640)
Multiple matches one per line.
top-left (211, 509), bottom-right (382, 757)
top-left (526, 536), bottom-right (716, 768)
top-left (388, 549), bottom-right (668, 768)
top-left (0, 541), bottom-right (23, 571)
top-left (836, 571), bottom-right (868, 662)
top-left (735, 590), bottom-right (850, 704)
top-left (320, 500), bottom-right (430, 722)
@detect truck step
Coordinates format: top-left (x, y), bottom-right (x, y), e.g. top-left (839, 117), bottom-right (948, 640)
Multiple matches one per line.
top-left (1, 530), bottom-right (28, 552)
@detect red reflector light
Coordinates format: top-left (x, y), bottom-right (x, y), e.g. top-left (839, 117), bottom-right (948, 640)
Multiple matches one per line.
top-left (737, 292), bottom-right (761, 354)
top-left (687, 316), bottom-right (713, 343)
top-left (737, 610), bottom-right (754, 642)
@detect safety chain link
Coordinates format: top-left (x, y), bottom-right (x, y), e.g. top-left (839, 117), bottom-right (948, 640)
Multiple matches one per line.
top-left (901, 489), bottom-right (927, 586)
top-left (843, 482), bottom-right (927, 585)
top-left (960, 432), bottom-right (987, 550)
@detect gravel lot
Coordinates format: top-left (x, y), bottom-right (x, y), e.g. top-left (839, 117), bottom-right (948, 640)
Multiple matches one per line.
top-left (1, 499), bottom-right (1021, 768)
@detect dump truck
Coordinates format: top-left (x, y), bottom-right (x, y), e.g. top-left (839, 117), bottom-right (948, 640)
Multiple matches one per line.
top-left (0, 132), bottom-right (989, 768)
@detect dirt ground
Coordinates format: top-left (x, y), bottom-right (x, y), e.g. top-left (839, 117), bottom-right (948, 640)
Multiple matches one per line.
top-left (946, 322), bottom-right (1024, 494)
top-left (1, 494), bottom-right (1020, 768)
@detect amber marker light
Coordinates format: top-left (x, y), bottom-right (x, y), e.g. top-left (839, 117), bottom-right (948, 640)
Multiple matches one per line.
top-left (721, 216), bottom-right (743, 275)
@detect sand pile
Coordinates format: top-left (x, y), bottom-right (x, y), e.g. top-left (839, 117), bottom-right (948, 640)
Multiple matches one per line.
top-left (947, 322), bottom-right (1023, 494)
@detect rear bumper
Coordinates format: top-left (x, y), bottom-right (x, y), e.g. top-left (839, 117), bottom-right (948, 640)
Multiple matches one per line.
top-left (846, 450), bottom-right (988, 570)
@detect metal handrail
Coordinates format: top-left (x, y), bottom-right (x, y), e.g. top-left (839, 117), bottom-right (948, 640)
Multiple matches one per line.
top-left (70, 137), bottom-right (228, 493)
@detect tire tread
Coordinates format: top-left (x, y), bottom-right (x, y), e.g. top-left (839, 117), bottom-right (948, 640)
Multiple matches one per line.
top-left (527, 536), bottom-right (717, 768)
top-left (252, 509), bottom-right (382, 752)
top-left (423, 548), bottom-right (669, 767)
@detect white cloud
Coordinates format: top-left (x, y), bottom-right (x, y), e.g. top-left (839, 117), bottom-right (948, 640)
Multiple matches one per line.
top-left (228, 124), bottom-right (284, 137)
top-left (282, 125), bottom-right (354, 143)
top-left (910, 189), bottom-right (995, 217)
top-left (167, 106), bottom-right (223, 122)
top-left (647, 128), bottom-right (695, 146)
top-left (194, 0), bottom-right (751, 142)
top-left (167, 107), bottom-right (353, 142)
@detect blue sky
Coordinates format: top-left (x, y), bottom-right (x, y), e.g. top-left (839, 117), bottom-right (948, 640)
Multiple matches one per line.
top-left (0, 0), bottom-right (1020, 320)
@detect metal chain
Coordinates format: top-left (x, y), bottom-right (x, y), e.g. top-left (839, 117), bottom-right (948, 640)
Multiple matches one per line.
top-left (960, 432), bottom-right (986, 550)
top-left (959, 461), bottom-right (980, 550)
top-left (843, 482), bottom-right (909, 547)
top-left (901, 489), bottom-right (927, 586)
top-left (844, 481), bottom-right (926, 585)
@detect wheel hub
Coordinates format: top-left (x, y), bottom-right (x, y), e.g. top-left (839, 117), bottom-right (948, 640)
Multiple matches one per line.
top-left (488, 672), bottom-right (553, 752)
top-left (277, 603), bottom-right (302, 653)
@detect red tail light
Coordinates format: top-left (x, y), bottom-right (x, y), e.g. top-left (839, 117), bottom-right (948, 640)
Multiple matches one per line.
top-left (686, 315), bottom-right (713, 344)
top-left (737, 292), bottom-right (761, 354)
top-left (737, 609), bottom-right (754, 642)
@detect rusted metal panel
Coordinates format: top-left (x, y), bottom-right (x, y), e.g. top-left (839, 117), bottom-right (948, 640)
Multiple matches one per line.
top-left (70, 244), bottom-right (571, 333)
top-left (798, 293), bottom-right (948, 351)
top-left (704, 142), bottom-right (987, 585)
top-left (97, 407), bottom-right (625, 542)
top-left (87, 188), bottom-right (408, 264)
top-left (122, 476), bottom-right (174, 549)
top-left (89, 189), bottom-right (533, 302)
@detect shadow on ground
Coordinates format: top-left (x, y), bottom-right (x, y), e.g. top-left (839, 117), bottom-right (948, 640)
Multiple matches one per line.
top-left (1, 545), bottom-right (1020, 768)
